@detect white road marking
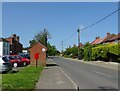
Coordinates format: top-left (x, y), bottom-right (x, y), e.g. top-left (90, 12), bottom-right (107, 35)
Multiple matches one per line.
top-left (58, 67), bottom-right (78, 89)
top-left (51, 60), bottom-right (78, 89)
top-left (92, 70), bottom-right (112, 78)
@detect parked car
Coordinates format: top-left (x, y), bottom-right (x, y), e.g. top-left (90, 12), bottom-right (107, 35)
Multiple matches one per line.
top-left (12, 55), bottom-right (30, 66)
top-left (3, 55), bottom-right (30, 67)
top-left (3, 55), bottom-right (20, 67)
top-left (19, 53), bottom-right (30, 59)
top-left (0, 56), bottom-right (12, 73)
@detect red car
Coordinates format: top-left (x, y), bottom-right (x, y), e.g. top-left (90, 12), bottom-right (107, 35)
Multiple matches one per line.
top-left (4, 55), bottom-right (30, 67)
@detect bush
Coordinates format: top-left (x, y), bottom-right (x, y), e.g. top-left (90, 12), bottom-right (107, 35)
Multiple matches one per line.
top-left (84, 46), bottom-right (92, 61)
top-left (91, 44), bottom-right (120, 62)
top-left (107, 44), bottom-right (120, 56)
top-left (63, 46), bottom-right (78, 58)
top-left (79, 48), bottom-right (84, 59)
top-left (92, 45), bottom-right (108, 61)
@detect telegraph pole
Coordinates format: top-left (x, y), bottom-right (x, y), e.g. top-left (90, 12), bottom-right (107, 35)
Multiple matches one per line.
top-left (61, 41), bottom-right (63, 55)
top-left (77, 29), bottom-right (80, 59)
top-left (44, 29), bottom-right (47, 48)
top-left (44, 29), bottom-right (48, 57)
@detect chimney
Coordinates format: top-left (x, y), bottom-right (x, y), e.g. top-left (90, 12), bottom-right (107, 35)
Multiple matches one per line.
top-left (95, 36), bottom-right (100, 39)
top-left (12, 34), bottom-right (17, 41)
top-left (13, 34), bottom-right (16, 37)
top-left (17, 36), bottom-right (19, 42)
top-left (107, 32), bottom-right (110, 35)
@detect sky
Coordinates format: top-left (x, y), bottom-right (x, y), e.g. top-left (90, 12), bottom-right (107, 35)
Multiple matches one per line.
top-left (2, 2), bottom-right (118, 51)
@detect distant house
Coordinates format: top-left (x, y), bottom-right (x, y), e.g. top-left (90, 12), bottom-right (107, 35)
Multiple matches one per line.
top-left (28, 42), bottom-right (47, 66)
top-left (99, 32), bottom-right (116, 44)
top-left (91, 36), bottom-right (102, 45)
top-left (5, 34), bottom-right (23, 54)
top-left (79, 43), bottom-right (83, 47)
top-left (0, 38), bottom-right (10, 56)
top-left (110, 32), bottom-right (120, 44)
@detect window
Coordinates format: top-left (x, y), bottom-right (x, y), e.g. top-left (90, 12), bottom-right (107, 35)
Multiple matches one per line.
top-left (2, 57), bottom-right (9, 62)
top-left (3, 49), bottom-right (5, 55)
top-left (115, 40), bottom-right (118, 44)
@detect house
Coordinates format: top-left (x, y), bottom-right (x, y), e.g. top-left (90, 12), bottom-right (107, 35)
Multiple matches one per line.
top-left (28, 42), bottom-right (47, 66)
top-left (79, 43), bottom-right (83, 47)
top-left (0, 38), bottom-right (10, 56)
top-left (110, 32), bottom-right (120, 44)
top-left (99, 32), bottom-right (117, 44)
top-left (5, 34), bottom-right (23, 54)
top-left (91, 36), bottom-right (102, 45)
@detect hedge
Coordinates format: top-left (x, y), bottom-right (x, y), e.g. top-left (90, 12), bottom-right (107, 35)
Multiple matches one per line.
top-left (107, 44), bottom-right (120, 56)
top-left (91, 44), bottom-right (120, 61)
top-left (84, 46), bottom-right (92, 61)
top-left (92, 45), bottom-right (108, 61)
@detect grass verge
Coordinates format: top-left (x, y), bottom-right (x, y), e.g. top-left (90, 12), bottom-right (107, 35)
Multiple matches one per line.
top-left (1, 65), bottom-right (43, 90)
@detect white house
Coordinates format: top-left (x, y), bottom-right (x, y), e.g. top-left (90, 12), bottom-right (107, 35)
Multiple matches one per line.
top-left (0, 38), bottom-right (10, 56)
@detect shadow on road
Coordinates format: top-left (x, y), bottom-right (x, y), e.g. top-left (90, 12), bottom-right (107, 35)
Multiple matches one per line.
top-left (46, 63), bottom-right (59, 67)
top-left (98, 86), bottom-right (118, 91)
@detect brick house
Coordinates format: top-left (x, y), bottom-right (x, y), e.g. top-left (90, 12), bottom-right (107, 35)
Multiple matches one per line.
top-left (28, 42), bottom-right (47, 66)
top-left (99, 32), bottom-right (117, 44)
top-left (79, 43), bottom-right (83, 47)
top-left (110, 32), bottom-right (120, 44)
top-left (5, 34), bottom-right (23, 54)
top-left (91, 36), bottom-right (102, 45)
top-left (0, 38), bottom-right (10, 56)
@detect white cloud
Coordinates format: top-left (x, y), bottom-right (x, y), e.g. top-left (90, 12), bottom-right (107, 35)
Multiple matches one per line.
top-left (79, 25), bottom-right (84, 30)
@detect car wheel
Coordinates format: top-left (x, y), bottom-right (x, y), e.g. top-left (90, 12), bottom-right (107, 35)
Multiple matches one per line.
top-left (23, 62), bottom-right (27, 66)
top-left (13, 62), bottom-right (18, 68)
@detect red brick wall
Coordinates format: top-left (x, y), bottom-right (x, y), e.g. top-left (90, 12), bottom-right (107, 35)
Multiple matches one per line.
top-left (6, 37), bottom-right (13, 44)
top-left (6, 37), bottom-right (23, 54)
top-left (28, 43), bottom-right (46, 66)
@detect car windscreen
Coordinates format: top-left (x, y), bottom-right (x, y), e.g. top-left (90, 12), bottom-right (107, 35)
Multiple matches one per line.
top-left (2, 57), bottom-right (10, 62)
top-left (19, 54), bottom-right (30, 59)
top-left (9, 56), bottom-right (15, 60)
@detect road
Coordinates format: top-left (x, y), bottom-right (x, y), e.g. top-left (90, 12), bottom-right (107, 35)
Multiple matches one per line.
top-left (49, 57), bottom-right (118, 90)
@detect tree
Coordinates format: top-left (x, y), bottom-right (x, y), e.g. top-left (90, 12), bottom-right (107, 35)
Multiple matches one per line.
top-left (47, 43), bottom-right (60, 56)
top-left (63, 45), bottom-right (78, 58)
top-left (84, 41), bottom-right (91, 48)
top-left (29, 29), bottom-right (60, 56)
top-left (83, 42), bottom-right (92, 61)
top-left (29, 39), bottom-right (37, 47)
top-left (23, 47), bottom-right (29, 50)
top-left (34, 29), bottom-right (50, 47)
top-left (29, 29), bottom-right (50, 48)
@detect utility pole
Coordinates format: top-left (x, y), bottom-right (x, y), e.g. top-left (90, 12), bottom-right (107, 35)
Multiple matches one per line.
top-left (44, 29), bottom-right (47, 48)
top-left (44, 29), bottom-right (48, 57)
top-left (77, 29), bottom-right (80, 59)
top-left (61, 41), bottom-right (63, 55)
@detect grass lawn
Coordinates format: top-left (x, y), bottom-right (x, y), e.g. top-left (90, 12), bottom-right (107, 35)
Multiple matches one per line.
top-left (1, 65), bottom-right (43, 90)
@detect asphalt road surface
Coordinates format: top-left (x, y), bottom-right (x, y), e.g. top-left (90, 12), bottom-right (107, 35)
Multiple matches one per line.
top-left (49, 57), bottom-right (118, 90)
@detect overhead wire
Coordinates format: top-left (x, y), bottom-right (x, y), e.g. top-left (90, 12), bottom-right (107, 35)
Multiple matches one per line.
top-left (62, 9), bottom-right (120, 43)
top-left (80, 8), bottom-right (120, 31)
top-left (59, 8), bottom-right (120, 50)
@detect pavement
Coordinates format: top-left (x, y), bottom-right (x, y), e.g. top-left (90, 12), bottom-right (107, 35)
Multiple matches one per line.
top-left (35, 59), bottom-right (78, 90)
